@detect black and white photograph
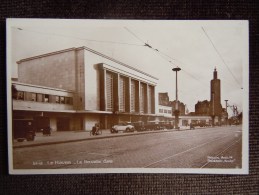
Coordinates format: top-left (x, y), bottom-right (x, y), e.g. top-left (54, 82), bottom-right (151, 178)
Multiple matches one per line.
top-left (7, 19), bottom-right (249, 174)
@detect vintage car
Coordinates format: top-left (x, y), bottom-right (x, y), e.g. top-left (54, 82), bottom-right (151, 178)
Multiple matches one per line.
top-left (110, 122), bottom-right (135, 133)
top-left (145, 121), bottom-right (161, 131)
top-left (130, 121), bottom-right (146, 131)
top-left (13, 119), bottom-right (36, 142)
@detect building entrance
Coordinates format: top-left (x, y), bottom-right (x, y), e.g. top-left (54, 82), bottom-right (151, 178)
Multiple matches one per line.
top-left (33, 116), bottom-right (50, 132)
top-left (57, 117), bottom-right (70, 131)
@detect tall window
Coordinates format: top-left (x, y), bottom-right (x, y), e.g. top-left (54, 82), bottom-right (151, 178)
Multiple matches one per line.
top-left (106, 72), bottom-right (113, 111)
top-left (119, 76), bottom-right (126, 112)
top-left (147, 85), bottom-right (152, 113)
top-left (130, 80), bottom-right (136, 112)
top-left (140, 83), bottom-right (145, 113)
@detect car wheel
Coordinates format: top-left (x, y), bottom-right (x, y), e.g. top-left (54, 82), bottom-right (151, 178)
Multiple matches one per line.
top-left (27, 134), bottom-right (35, 141)
top-left (17, 138), bottom-right (25, 142)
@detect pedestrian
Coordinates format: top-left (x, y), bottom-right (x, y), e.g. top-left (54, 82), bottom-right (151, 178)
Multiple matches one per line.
top-left (43, 126), bottom-right (51, 136)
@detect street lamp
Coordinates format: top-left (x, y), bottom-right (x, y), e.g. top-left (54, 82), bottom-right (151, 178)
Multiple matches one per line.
top-left (172, 67), bottom-right (181, 129)
top-left (225, 100), bottom-right (228, 125)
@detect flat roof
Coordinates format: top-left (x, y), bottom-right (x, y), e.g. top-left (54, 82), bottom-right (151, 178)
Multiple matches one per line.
top-left (12, 81), bottom-right (75, 93)
top-left (16, 46), bottom-right (158, 81)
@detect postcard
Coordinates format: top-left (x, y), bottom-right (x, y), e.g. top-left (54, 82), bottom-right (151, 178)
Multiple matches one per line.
top-left (7, 19), bottom-right (249, 174)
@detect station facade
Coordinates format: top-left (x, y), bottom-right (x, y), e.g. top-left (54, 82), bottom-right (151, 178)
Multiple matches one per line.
top-left (12, 47), bottom-right (159, 131)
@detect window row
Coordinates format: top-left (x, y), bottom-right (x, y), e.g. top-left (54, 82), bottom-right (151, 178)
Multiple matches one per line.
top-left (159, 108), bottom-right (172, 114)
top-left (15, 91), bottom-right (73, 105)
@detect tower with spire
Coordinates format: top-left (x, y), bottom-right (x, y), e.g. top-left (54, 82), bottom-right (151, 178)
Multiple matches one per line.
top-left (210, 68), bottom-right (222, 125)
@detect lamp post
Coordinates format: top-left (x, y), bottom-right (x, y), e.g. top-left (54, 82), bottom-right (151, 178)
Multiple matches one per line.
top-left (211, 92), bottom-right (215, 126)
top-left (172, 67), bottom-right (181, 129)
top-left (225, 100), bottom-right (228, 126)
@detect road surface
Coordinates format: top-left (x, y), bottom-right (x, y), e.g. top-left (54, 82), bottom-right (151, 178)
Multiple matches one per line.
top-left (13, 125), bottom-right (242, 169)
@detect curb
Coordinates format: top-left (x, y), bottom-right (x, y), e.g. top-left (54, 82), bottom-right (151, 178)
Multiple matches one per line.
top-left (13, 129), bottom-right (181, 149)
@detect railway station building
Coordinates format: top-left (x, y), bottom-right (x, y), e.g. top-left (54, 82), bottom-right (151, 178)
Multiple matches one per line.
top-left (12, 47), bottom-right (158, 131)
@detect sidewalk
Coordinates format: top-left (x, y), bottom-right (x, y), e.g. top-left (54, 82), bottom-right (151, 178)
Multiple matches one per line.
top-left (12, 126), bottom-right (194, 148)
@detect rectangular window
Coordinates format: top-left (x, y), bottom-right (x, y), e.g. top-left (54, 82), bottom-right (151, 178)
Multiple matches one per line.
top-left (159, 109), bottom-right (163, 113)
top-left (106, 72), bottom-right (113, 111)
top-left (17, 91), bottom-right (24, 100)
top-left (60, 97), bottom-right (65, 104)
top-left (119, 76), bottom-right (126, 112)
top-left (55, 96), bottom-right (60, 103)
top-left (37, 94), bottom-right (43, 102)
top-left (44, 94), bottom-right (49, 102)
top-left (31, 93), bottom-right (36, 101)
top-left (164, 109), bottom-right (168, 113)
top-left (65, 97), bottom-right (73, 105)
top-left (130, 80), bottom-right (136, 112)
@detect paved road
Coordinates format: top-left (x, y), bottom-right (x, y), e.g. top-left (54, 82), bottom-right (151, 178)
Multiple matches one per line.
top-left (13, 125), bottom-right (242, 169)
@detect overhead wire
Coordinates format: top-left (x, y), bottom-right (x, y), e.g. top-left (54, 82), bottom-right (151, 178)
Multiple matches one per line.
top-left (124, 27), bottom-right (210, 86)
top-left (16, 27), bottom-right (144, 47)
top-left (123, 26), bottom-right (218, 112)
top-left (201, 26), bottom-right (242, 89)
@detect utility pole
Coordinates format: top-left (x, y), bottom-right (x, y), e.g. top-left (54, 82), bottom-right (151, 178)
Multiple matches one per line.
top-left (172, 67), bottom-right (181, 129)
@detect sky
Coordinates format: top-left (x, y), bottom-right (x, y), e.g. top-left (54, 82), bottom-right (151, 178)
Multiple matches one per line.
top-left (7, 19), bottom-right (248, 115)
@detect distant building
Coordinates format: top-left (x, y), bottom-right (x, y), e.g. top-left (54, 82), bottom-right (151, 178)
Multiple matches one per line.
top-left (158, 93), bottom-right (172, 119)
top-left (195, 100), bottom-right (210, 116)
top-left (170, 100), bottom-right (186, 116)
top-left (158, 92), bottom-right (170, 106)
top-left (210, 68), bottom-right (223, 125)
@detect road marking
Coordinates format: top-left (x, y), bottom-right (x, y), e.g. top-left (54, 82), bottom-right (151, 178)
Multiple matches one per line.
top-left (143, 134), bottom-right (231, 168)
top-left (200, 137), bottom-right (242, 168)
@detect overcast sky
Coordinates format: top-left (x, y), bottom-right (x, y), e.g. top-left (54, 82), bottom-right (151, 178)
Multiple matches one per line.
top-left (7, 19), bottom-right (248, 115)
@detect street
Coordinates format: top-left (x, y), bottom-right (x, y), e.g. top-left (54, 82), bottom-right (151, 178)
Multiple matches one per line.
top-left (13, 125), bottom-right (242, 169)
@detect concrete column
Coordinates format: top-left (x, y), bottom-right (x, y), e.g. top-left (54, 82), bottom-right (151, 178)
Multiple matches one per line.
top-left (144, 83), bottom-right (148, 114)
top-left (136, 80), bottom-right (140, 113)
top-left (100, 68), bottom-right (106, 111)
top-left (125, 77), bottom-right (131, 113)
top-left (113, 73), bottom-right (119, 112)
top-left (151, 86), bottom-right (155, 114)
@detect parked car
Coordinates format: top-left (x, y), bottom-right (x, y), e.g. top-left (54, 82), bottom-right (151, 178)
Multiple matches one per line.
top-left (145, 121), bottom-right (160, 131)
top-left (111, 122), bottom-right (135, 133)
top-left (13, 119), bottom-right (36, 142)
top-left (190, 123), bottom-right (195, 130)
top-left (130, 121), bottom-right (145, 131)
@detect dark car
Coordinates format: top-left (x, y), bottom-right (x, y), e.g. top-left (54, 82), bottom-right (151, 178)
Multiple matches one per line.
top-left (13, 119), bottom-right (36, 142)
top-left (145, 121), bottom-right (160, 131)
top-left (131, 121), bottom-right (145, 131)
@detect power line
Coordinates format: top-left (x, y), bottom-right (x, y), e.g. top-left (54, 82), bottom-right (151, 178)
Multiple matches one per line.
top-left (123, 27), bottom-right (211, 86)
top-left (201, 26), bottom-right (242, 88)
top-left (16, 27), bottom-right (143, 47)
top-left (124, 27), bottom-right (146, 44)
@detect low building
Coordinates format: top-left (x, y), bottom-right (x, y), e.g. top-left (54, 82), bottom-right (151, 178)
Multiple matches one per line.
top-left (195, 100), bottom-right (210, 116)
top-left (170, 100), bottom-right (186, 116)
